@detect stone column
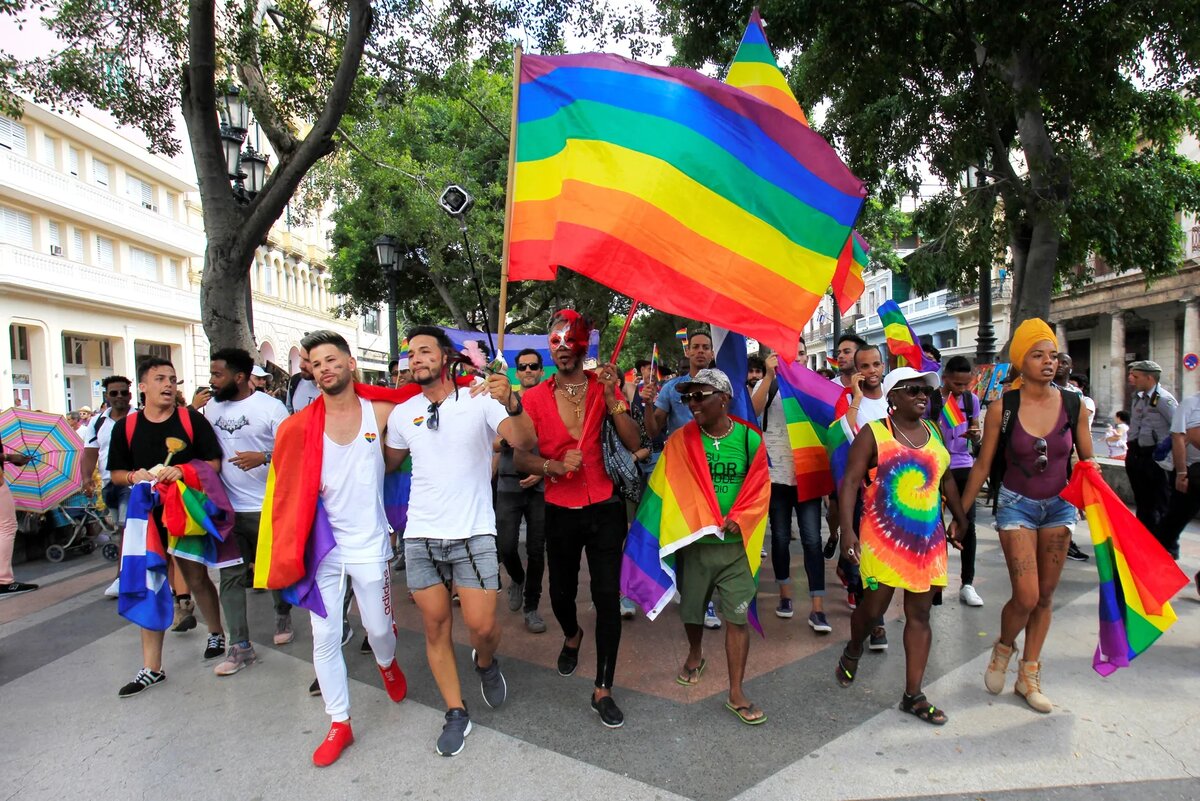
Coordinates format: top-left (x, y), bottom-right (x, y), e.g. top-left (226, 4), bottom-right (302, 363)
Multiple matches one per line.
top-left (1055, 321), bottom-right (1068, 351)
top-left (1184, 297), bottom-right (1200, 397)
top-left (1110, 311), bottom-right (1126, 416)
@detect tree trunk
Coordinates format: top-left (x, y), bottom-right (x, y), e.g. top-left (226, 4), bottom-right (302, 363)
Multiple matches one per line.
top-left (200, 235), bottom-right (258, 352)
top-left (1010, 215), bottom-right (1059, 329)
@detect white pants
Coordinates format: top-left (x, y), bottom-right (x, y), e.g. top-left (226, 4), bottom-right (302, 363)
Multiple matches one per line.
top-left (311, 559), bottom-right (397, 722)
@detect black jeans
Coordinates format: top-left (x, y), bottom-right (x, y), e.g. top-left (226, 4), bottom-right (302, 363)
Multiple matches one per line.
top-left (768, 484), bottom-right (824, 595)
top-left (495, 489), bottom-right (546, 611)
top-left (1156, 461), bottom-right (1200, 559)
top-left (950, 467), bottom-right (978, 585)
top-left (1126, 444), bottom-right (1171, 530)
top-left (545, 499), bottom-right (626, 689)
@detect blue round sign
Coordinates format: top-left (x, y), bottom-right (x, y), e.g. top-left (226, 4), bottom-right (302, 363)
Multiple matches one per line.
top-left (1185, 353), bottom-right (1199, 371)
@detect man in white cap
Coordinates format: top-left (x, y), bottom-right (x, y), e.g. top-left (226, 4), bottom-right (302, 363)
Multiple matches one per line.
top-left (250, 365), bottom-right (271, 393)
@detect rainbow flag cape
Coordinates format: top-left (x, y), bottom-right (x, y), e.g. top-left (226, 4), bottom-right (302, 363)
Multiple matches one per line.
top-left (117, 482), bottom-right (173, 631)
top-left (160, 461), bottom-right (241, 569)
top-left (775, 360), bottom-right (851, 500)
top-left (725, 10), bottom-right (867, 313)
top-left (509, 52), bottom-right (866, 361)
top-left (941, 393), bottom-right (967, 429)
top-left (1060, 462), bottom-right (1189, 676)
top-left (620, 418), bottom-right (770, 632)
top-left (878, 300), bottom-right (940, 371)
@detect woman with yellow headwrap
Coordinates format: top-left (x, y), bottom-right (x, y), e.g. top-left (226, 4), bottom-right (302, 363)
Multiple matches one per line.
top-left (961, 318), bottom-right (1094, 714)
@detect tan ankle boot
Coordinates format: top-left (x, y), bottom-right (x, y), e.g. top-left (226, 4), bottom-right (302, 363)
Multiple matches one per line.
top-left (984, 639), bottom-right (1015, 694)
top-left (1014, 659), bottom-right (1052, 713)
top-left (171, 597), bottom-right (197, 633)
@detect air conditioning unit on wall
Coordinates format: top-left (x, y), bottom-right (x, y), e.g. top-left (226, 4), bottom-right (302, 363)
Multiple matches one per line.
top-left (49, 245), bottom-right (64, 256)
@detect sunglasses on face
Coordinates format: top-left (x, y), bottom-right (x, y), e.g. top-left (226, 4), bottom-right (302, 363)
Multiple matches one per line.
top-left (516, 363), bottom-right (542, 372)
top-left (681, 390), bottom-right (718, 404)
top-left (426, 401), bottom-right (441, 431)
top-left (895, 385), bottom-right (936, 398)
top-left (107, 390), bottom-right (131, 397)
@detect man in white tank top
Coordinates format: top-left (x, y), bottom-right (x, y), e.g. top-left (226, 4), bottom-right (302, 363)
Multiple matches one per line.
top-left (385, 326), bottom-right (536, 757)
top-left (301, 332), bottom-right (410, 767)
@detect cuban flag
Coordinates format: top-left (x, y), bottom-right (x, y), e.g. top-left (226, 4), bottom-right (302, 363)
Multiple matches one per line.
top-left (118, 482), bottom-right (173, 631)
top-left (711, 326), bottom-right (757, 424)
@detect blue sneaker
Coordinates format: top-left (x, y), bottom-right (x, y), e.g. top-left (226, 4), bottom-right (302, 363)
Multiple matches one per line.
top-left (807, 611), bottom-right (832, 633)
top-left (775, 598), bottom-right (794, 619)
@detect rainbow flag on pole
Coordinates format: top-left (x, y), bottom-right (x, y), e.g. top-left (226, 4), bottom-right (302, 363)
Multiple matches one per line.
top-left (832, 230), bottom-right (869, 311)
top-left (1060, 462), bottom-right (1189, 675)
top-left (941, 394), bottom-right (967, 429)
top-left (775, 360), bottom-right (851, 500)
top-left (620, 420), bottom-right (770, 632)
top-left (878, 300), bottom-right (940, 371)
top-left (509, 52), bottom-right (866, 361)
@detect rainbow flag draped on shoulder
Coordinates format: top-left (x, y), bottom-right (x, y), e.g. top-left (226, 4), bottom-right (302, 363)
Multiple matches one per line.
top-left (774, 360), bottom-right (852, 500)
top-left (1060, 462), bottom-right (1189, 676)
top-left (509, 52), bottom-right (866, 361)
top-left (619, 419), bottom-right (770, 633)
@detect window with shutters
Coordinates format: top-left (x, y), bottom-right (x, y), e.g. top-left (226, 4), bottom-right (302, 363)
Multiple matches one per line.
top-left (0, 117), bottom-right (28, 155)
top-left (10, 325), bottom-right (29, 361)
top-left (99, 339), bottom-right (113, 368)
top-left (48, 221), bottom-right (61, 249)
top-left (164, 258), bottom-right (179, 286)
top-left (63, 335), bottom-right (86, 366)
top-left (127, 174), bottom-right (153, 208)
top-left (68, 146), bottom-right (80, 176)
top-left (73, 228), bottom-right (85, 261)
top-left (92, 159), bottom-right (110, 188)
top-left (42, 135), bottom-right (59, 168)
top-left (96, 235), bottom-right (114, 268)
top-left (129, 247), bottom-right (157, 281)
top-left (164, 192), bottom-right (178, 219)
top-left (0, 206), bottom-right (34, 248)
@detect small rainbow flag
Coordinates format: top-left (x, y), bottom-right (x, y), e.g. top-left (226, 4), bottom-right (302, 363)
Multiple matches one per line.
top-left (1060, 462), bottom-right (1189, 675)
top-left (651, 343), bottom-right (660, 379)
top-left (825, 354), bottom-right (838, 370)
top-left (620, 419), bottom-right (770, 632)
top-left (878, 300), bottom-right (940, 371)
top-left (775, 360), bottom-right (851, 500)
top-left (832, 230), bottom-right (869, 311)
top-left (941, 393), bottom-right (967, 429)
top-left (675, 327), bottom-right (688, 345)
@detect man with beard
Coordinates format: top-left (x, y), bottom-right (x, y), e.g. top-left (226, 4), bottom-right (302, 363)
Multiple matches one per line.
top-left (202, 348), bottom-right (291, 670)
top-left (515, 310), bottom-right (643, 728)
top-left (82, 374), bottom-right (134, 598)
top-left (288, 346), bottom-right (320, 413)
top-left (385, 326), bottom-right (535, 755)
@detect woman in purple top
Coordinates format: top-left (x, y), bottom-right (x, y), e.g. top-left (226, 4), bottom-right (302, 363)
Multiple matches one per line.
top-left (962, 319), bottom-right (1093, 715)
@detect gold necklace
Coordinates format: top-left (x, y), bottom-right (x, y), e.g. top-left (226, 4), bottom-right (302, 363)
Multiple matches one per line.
top-left (701, 419), bottom-right (736, 451)
top-left (556, 378), bottom-right (587, 420)
top-left (894, 421), bottom-right (929, 449)
top-left (559, 379), bottom-right (587, 398)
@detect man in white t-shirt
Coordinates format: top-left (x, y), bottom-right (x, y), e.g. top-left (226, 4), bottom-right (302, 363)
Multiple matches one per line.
top-left (385, 326), bottom-right (536, 757)
top-left (289, 346), bottom-right (320, 413)
top-left (846, 345), bottom-right (889, 430)
top-left (202, 349), bottom-right (290, 675)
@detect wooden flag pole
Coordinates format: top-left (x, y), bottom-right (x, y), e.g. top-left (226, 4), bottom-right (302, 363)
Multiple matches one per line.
top-left (496, 42), bottom-right (523, 357)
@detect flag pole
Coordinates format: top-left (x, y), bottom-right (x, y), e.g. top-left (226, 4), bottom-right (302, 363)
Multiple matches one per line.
top-left (608, 299), bottom-right (640, 365)
top-left (496, 42), bottom-right (522, 357)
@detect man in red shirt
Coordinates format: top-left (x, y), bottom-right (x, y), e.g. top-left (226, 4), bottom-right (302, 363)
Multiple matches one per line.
top-left (515, 310), bottom-right (642, 728)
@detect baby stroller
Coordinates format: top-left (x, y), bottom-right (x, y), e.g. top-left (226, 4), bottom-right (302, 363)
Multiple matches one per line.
top-left (45, 493), bottom-right (119, 563)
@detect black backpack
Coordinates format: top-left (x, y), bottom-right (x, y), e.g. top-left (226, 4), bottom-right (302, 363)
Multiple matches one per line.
top-left (987, 388), bottom-right (1081, 508)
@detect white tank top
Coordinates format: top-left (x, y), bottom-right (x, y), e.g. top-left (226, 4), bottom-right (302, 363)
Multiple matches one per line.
top-left (320, 397), bottom-right (390, 563)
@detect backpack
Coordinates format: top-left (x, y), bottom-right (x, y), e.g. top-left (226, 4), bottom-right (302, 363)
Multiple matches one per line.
top-left (124, 407), bottom-right (194, 447)
top-left (987, 388), bottom-right (1080, 508)
top-left (601, 416), bottom-right (643, 504)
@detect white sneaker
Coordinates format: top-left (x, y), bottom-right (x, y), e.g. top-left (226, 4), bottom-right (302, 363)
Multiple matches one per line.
top-left (703, 602), bottom-right (722, 630)
top-left (104, 577), bottom-right (120, 599)
top-left (959, 584), bottom-right (984, 607)
top-left (619, 596), bottom-right (636, 619)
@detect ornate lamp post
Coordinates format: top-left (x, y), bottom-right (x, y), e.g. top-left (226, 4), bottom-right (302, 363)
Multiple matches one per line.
top-left (373, 235), bottom-right (402, 362)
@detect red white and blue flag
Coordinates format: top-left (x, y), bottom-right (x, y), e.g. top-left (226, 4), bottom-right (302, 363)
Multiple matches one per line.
top-left (118, 482), bottom-right (173, 631)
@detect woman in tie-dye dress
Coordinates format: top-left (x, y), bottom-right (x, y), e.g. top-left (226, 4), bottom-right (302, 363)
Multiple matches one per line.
top-left (834, 368), bottom-right (970, 725)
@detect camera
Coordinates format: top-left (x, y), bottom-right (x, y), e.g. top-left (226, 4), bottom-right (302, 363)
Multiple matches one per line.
top-left (438, 185), bottom-right (474, 218)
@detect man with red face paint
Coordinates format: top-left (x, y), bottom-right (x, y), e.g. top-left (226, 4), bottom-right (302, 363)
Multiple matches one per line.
top-left (514, 310), bottom-right (643, 728)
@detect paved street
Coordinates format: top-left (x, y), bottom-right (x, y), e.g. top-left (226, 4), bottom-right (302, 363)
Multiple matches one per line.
top-left (2, 513), bottom-right (1198, 801)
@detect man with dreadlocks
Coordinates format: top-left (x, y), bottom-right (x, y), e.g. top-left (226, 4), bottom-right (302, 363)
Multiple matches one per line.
top-left (384, 325), bottom-right (536, 756)
top-left (514, 310), bottom-right (643, 728)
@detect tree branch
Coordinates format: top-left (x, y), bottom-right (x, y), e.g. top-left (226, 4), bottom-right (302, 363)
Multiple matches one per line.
top-left (335, 127), bottom-right (436, 198)
top-left (236, 59), bottom-right (299, 158)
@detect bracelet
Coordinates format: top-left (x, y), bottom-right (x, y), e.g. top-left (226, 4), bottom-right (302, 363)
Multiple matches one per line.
top-left (543, 459), bottom-right (553, 477)
top-left (506, 396), bottom-right (524, 417)
top-left (850, 404), bottom-right (860, 410)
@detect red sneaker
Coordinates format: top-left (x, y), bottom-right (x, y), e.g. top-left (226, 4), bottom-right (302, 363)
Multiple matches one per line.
top-left (379, 659), bottom-right (408, 703)
top-left (313, 721), bottom-right (354, 767)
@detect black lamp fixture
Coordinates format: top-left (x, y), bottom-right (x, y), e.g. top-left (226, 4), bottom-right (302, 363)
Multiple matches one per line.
top-left (374, 235), bottom-right (403, 362)
top-left (216, 83), bottom-right (270, 204)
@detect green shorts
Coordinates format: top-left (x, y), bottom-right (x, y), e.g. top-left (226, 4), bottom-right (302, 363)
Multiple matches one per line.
top-left (677, 540), bottom-right (756, 626)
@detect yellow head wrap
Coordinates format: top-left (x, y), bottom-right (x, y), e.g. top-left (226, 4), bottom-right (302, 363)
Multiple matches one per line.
top-left (1008, 318), bottom-right (1058, 389)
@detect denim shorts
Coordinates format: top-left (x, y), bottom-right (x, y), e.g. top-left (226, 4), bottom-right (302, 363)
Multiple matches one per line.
top-left (994, 486), bottom-right (1077, 531)
top-left (404, 535), bottom-right (501, 591)
top-left (102, 482), bottom-right (131, 526)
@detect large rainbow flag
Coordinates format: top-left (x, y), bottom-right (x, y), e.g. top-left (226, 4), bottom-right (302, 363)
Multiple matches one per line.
top-left (620, 419), bottom-right (770, 632)
top-left (508, 52), bottom-right (866, 361)
top-left (878, 300), bottom-right (940, 371)
top-left (725, 11), bottom-right (867, 312)
top-left (775, 360), bottom-right (851, 500)
top-left (1060, 462), bottom-right (1189, 676)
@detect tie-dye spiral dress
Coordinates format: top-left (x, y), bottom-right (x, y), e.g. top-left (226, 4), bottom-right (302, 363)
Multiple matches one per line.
top-left (859, 418), bottom-right (950, 592)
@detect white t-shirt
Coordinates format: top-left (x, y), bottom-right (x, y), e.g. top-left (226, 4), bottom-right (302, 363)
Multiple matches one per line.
top-left (291, 378), bottom-right (320, 413)
top-left (386, 388), bottom-right (510, 540)
top-left (855, 392), bottom-right (890, 426)
top-left (201, 392), bottom-right (288, 512)
top-left (86, 410), bottom-right (118, 484)
top-left (1171, 393), bottom-right (1200, 468)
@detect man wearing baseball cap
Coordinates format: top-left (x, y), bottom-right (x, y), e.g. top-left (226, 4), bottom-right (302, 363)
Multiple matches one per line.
top-left (1125, 360), bottom-right (1177, 530)
top-left (250, 364), bottom-right (271, 393)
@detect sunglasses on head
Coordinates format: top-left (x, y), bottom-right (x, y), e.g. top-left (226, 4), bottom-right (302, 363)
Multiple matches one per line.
top-left (1033, 437), bottom-right (1048, 473)
top-left (895, 385), bottom-right (936, 398)
top-left (680, 390), bottom-right (717, 403)
top-left (516, 362), bottom-right (542, 372)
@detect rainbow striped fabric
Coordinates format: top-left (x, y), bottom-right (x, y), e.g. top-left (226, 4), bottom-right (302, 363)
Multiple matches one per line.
top-left (941, 394), bottom-right (967, 429)
top-left (878, 300), bottom-right (940, 371)
top-left (1060, 462), bottom-right (1189, 675)
top-left (832, 230), bottom-right (869, 311)
top-left (159, 461), bottom-right (241, 569)
top-left (383, 456), bottom-right (412, 534)
top-left (620, 419), bottom-right (770, 631)
top-left (509, 52), bottom-right (866, 361)
top-left (117, 483), bottom-right (173, 631)
top-left (675, 327), bottom-right (688, 344)
top-left (775, 360), bottom-right (851, 500)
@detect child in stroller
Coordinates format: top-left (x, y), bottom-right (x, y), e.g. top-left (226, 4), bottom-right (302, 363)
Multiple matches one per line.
top-left (45, 493), bottom-right (119, 563)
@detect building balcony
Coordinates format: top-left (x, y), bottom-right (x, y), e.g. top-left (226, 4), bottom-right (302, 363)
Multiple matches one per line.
top-left (857, 289), bottom-right (951, 333)
top-left (945, 282), bottom-right (1013, 311)
top-left (0, 150), bottom-right (205, 257)
top-left (0, 244), bottom-right (200, 322)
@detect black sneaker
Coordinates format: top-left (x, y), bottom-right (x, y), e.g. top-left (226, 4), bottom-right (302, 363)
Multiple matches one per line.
top-left (308, 677), bottom-right (321, 697)
top-left (822, 535), bottom-right (838, 560)
top-left (359, 634), bottom-right (371, 654)
top-left (203, 633), bottom-right (226, 660)
top-left (591, 694), bottom-right (624, 728)
top-left (869, 626), bottom-right (888, 651)
top-left (473, 649), bottom-right (508, 709)
top-left (436, 707), bottom-right (472, 756)
top-left (0, 581), bottom-right (38, 596)
top-left (118, 667), bottom-right (165, 698)
top-left (557, 633), bottom-right (581, 677)
top-left (1066, 541), bottom-right (1089, 562)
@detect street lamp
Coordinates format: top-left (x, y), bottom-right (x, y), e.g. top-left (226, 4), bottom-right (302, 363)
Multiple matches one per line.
top-left (374, 235), bottom-right (402, 362)
top-left (972, 167), bottom-right (997, 364)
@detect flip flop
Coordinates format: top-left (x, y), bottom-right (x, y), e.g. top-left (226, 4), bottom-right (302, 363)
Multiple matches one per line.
top-left (675, 658), bottom-right (707, 686)
top-left (725, 700), bottom-right (767, 725)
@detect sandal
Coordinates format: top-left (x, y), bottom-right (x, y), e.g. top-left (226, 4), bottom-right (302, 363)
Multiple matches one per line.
top-left (675, 658), bottom-right (707, 686)
top-left (725, 700), bottom-right (767, 725)
top-left (899, 692), bottom-right (948, 726)
top-left (835, 646), bottom-right (861, 688)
